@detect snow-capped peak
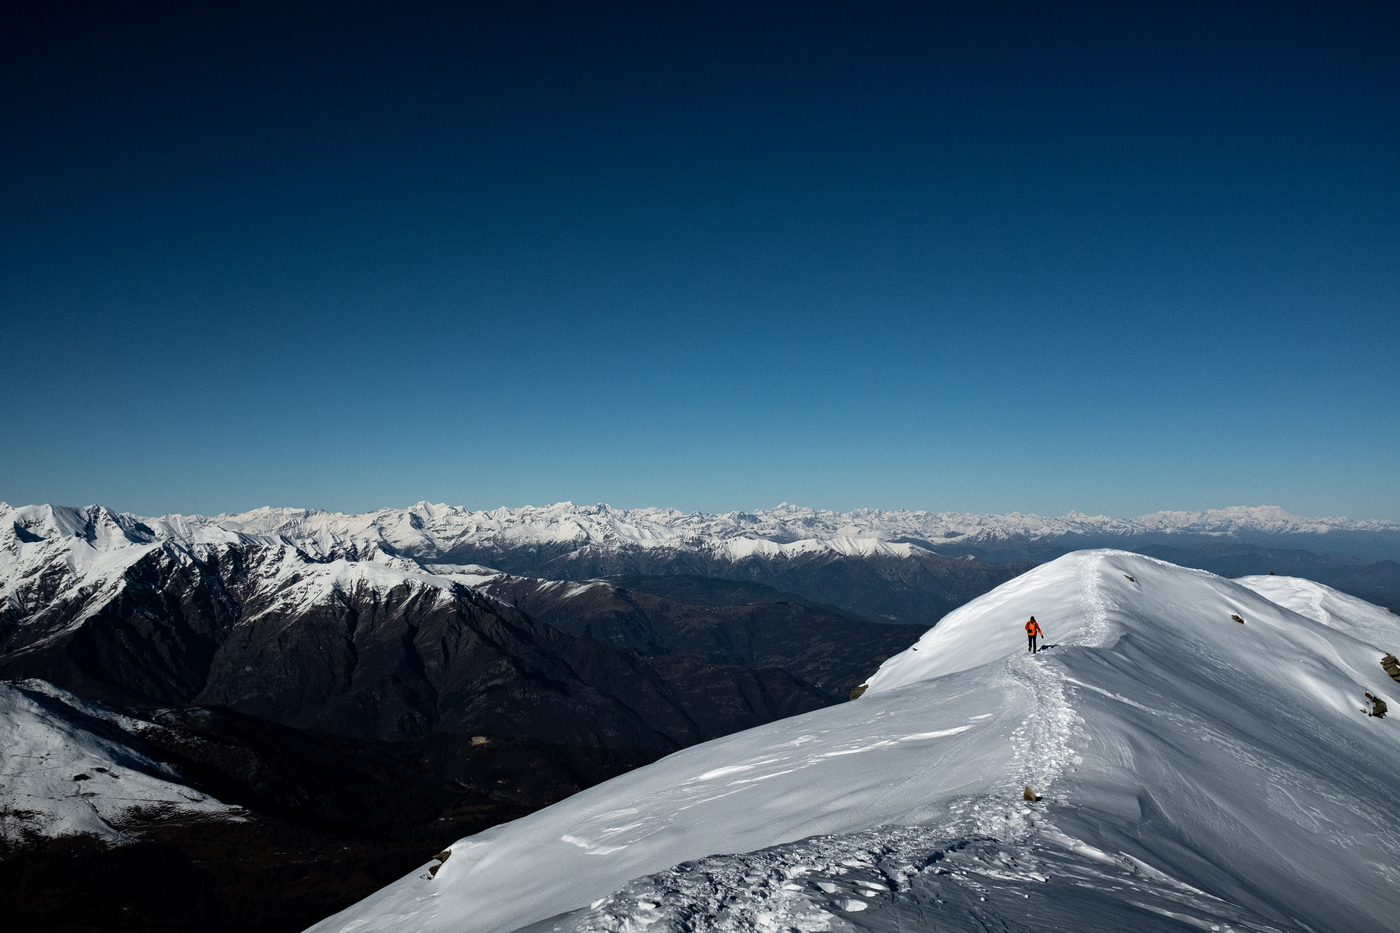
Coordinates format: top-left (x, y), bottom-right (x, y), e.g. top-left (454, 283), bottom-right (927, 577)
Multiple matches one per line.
top-left (5, 502), bottom-right (1396, 572)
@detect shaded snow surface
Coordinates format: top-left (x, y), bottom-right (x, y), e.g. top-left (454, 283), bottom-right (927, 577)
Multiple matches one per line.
top-left (306, 551), bottom-right (1400, 933)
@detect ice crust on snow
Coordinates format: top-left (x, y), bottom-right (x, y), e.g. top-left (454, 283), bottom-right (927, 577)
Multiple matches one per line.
top-left (305, 551), bottom-right (1400, 933)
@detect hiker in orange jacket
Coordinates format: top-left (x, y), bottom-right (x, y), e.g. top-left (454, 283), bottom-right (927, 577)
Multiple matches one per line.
top-left (1025, 616), bottom-right (1043, 653)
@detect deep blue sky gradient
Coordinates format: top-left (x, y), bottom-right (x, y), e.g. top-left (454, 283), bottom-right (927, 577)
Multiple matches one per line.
top-left (3, 1), bottom-right (1397, 519)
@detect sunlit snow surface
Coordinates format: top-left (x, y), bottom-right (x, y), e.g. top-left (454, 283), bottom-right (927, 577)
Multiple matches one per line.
top-left (306, 551), bottom-right (1400, 933)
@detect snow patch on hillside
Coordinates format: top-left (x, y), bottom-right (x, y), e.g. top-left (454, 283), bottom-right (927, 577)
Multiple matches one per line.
top-left (0, 681), bottom-right (240, 845)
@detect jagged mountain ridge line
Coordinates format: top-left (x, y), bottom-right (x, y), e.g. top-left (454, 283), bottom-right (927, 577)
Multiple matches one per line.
top-left (0, 507), bottom-right (837, 746)
top-left (5, 500), bottom-right (1399, 568)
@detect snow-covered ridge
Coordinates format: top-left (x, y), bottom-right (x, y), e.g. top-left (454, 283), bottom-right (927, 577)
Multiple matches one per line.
top-left (306, 552), bottom-right (1400, 933)
top-left (0, 503), bottom-right (465, 657)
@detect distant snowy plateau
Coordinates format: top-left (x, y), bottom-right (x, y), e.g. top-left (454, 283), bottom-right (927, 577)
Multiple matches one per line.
top-left (311, 552), bottom-right (1400, 933)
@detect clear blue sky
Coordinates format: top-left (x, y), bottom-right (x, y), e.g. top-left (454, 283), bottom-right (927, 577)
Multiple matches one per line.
top-left (3, 1), bottom-right (1397, 520)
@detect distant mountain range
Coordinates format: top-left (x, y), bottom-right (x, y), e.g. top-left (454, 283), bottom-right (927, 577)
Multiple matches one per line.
top-left (0, 505), bottom-right (835, 747)
top-left (8, 500), bottom-right (1399, 618)
top-left (81, 499), bottom-right (1400, 561)
top-left (5, 498), bottom-right (1397, 747)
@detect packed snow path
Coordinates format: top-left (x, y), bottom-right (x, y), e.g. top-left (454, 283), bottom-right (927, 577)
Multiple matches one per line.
top-left (307, 551), bottom-right (1400, 933)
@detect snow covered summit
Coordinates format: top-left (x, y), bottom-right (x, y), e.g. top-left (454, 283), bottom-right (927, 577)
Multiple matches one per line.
top-left (307, 551), bottom-right (1400, 933)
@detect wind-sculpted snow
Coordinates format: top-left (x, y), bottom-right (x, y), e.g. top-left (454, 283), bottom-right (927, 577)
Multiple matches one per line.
top-left (306, 551), bottom-right (1400, 933)
top-left (1235, 572), bottom-right (1400, 648)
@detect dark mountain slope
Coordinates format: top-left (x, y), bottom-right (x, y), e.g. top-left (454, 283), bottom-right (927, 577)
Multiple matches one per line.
top-left (0, 681), bottom-right (662, 933)
top-left (422, 545), bottom-right (1029, 626)
top-left (477, 573), bottom-right (921, 698)
top-left (0, 542), bottom-right (827, 750)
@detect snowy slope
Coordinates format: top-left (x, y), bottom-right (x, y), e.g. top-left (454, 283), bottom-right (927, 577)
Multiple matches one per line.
top-left (305, 551), bottom-right (1400, 933)
top-left (0, 680), bottom-right (239, 844)
top-left (1236, 573), bottom-right (1400, 648)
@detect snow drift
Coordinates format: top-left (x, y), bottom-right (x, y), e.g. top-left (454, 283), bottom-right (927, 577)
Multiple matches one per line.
top-left (306, 551), bottom-right (1400, 933)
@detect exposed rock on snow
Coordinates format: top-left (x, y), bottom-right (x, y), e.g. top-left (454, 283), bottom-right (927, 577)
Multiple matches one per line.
top-left (305, 552), bottom-right (1400, 933)
top-left (1382, 653), bottom-right (1400, 684)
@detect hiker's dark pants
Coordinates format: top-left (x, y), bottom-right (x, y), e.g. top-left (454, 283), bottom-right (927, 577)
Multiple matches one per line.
top-left (1028, 634), bottom-right (1037, 653)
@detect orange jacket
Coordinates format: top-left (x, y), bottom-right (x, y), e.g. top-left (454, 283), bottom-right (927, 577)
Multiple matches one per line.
top-left (1025, 619), bottom-right (1043, 637)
